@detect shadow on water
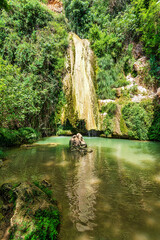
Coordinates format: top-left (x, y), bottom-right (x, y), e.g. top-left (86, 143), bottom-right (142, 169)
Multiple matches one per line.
top-left (0, 137), bottom-right (160, 240)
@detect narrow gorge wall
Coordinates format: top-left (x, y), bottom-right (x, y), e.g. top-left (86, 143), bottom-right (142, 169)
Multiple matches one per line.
top-left (63, 33), bottom-right (98, 131)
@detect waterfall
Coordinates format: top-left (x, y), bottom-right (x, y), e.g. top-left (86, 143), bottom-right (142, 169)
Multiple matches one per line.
top-left (63, 33), bottom-right (98, 131)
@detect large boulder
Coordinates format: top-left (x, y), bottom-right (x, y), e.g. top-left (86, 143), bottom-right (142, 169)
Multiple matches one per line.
top-left (132, 42), bottom-right (144, 59)
top-left (133, 56), bottom-right (149, 74)
top-left (115, 88), bottom-right (121, 98)
top-left (69, 133), bottom-right (87, 150)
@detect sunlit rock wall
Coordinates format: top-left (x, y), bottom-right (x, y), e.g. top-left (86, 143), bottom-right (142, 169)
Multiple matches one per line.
top-left (47, 0), bottom-right (63, 13)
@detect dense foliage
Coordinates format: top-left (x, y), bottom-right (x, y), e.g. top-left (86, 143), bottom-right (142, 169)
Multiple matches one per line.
top-left (0, 127), bottom-right (39, 146)
top-left (0, 149), bottom-right (6, 159)
top-left (149, 103), bottom-right (160, 141)
top-left (0, 0), bottom-right (68, 136)
top-left (122, 101), bottom-right (154, 140)
top-left (0, 0), bottom-right (9, 10)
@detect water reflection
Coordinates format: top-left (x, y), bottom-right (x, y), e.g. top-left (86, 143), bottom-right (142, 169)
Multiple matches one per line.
top-left (65, 151), bottom-right (99, 232)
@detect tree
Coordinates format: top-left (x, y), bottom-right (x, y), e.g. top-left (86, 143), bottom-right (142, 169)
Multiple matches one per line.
top-left (0, 0), bottom-right (9, 10)
top-left (64, 0), bottom-right (92, 37)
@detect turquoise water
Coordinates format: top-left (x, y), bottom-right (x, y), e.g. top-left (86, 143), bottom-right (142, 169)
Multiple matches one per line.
top-left (1, 137), bottom-right (160, 240)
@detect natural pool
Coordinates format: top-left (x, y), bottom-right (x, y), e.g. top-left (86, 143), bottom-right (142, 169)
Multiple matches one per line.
top-left (1, 137), bottom-right (160, 240)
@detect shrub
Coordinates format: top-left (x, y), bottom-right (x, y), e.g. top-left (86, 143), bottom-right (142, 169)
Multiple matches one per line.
top-left (6, 0), bottom-right (54, 37)
top-left (148, 103), bottom-right (160, 141)
top-left (97, 54), bottom-right (116, 99)
top-left (0, 128), bottom-right (21, 146)
top-left (122, 101), bottom-right (154, 140)
top-left (102, 102), bottom-right (117, 136)
top-left (0, 0), bottom-right (9, 10)
top-left (101, 102), bottom-right (117, 117)
top-left (18, 127), bottom-right (39, 144)
top-left (63, 0), bottom-right (92, 38)
top-left (0, 127), bottom-right (39, 147)
top-left (104, 115), bottom-right (114, 136)
top-left (0, 149), bottom-right (6, 159)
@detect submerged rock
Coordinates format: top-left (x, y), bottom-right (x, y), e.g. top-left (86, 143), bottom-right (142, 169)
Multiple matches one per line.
top-left (21, 142), bottom-right (59, 148)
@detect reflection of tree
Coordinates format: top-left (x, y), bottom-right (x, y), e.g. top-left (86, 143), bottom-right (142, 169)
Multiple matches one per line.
top-left (66, 151), bottom-right (98, 232)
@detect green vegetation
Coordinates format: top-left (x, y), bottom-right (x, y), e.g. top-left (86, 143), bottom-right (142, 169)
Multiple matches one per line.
top-left (120, 115), bottom-right (128, 136)
top-left (101, 102), bottom-right (117, 116)
top-left (103, 115), bottom-right (114, 137)
top-left (0, 127), bottom-right (39, 146)
top-left (0, 183), bottom-right (18, 208)
top-left (102, 100), bottom-right (155, 140)
top-left (122, 101), bottom-right (154, 140)
top-left (149, 103), bottom-right (160, 141)
top-left (0, 149), bottom-right (6, 159)
top-left (9, 225), bottom-right (18, 240)
top-left (0, 0), bottom-right (9, 10)
top-left (102, 102), bottom-right (117, 136)
top-left (33, 181), bottom-right (53, 199)
top-left (56, 129), bottom-right (72, 136)
top-left (25, 207), bottom-right (60, 240)
top-left (0, 0), bottom-right (68, 139)
top-left (101, 99), bottom-right (158, 140)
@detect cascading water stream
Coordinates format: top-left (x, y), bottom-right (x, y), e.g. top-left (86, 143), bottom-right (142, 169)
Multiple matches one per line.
top-left (63, 33), bottom-right (99, 131)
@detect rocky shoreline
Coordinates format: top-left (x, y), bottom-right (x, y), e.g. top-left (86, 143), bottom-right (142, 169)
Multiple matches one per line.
top-left (0, 181), bottom-right (60, 240)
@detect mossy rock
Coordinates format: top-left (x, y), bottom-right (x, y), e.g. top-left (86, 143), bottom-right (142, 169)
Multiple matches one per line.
top-left (0, 182), bottom-right (60, 240)
top-left (56, 129), bottom-right (73, 136)
top-left (120, 115), bottom-right (128, 136)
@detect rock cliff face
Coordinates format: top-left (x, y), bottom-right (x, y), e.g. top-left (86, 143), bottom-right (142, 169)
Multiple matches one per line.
top-left (63, 33), bottom-right (98, 131)
top-left (47, 0), bottom-right (63, 13)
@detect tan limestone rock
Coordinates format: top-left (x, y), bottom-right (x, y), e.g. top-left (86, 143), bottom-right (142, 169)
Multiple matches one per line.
top-left (134, 57), bottom-right (149, 74)
top-left (47, 0), bottom-right (63, 13)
